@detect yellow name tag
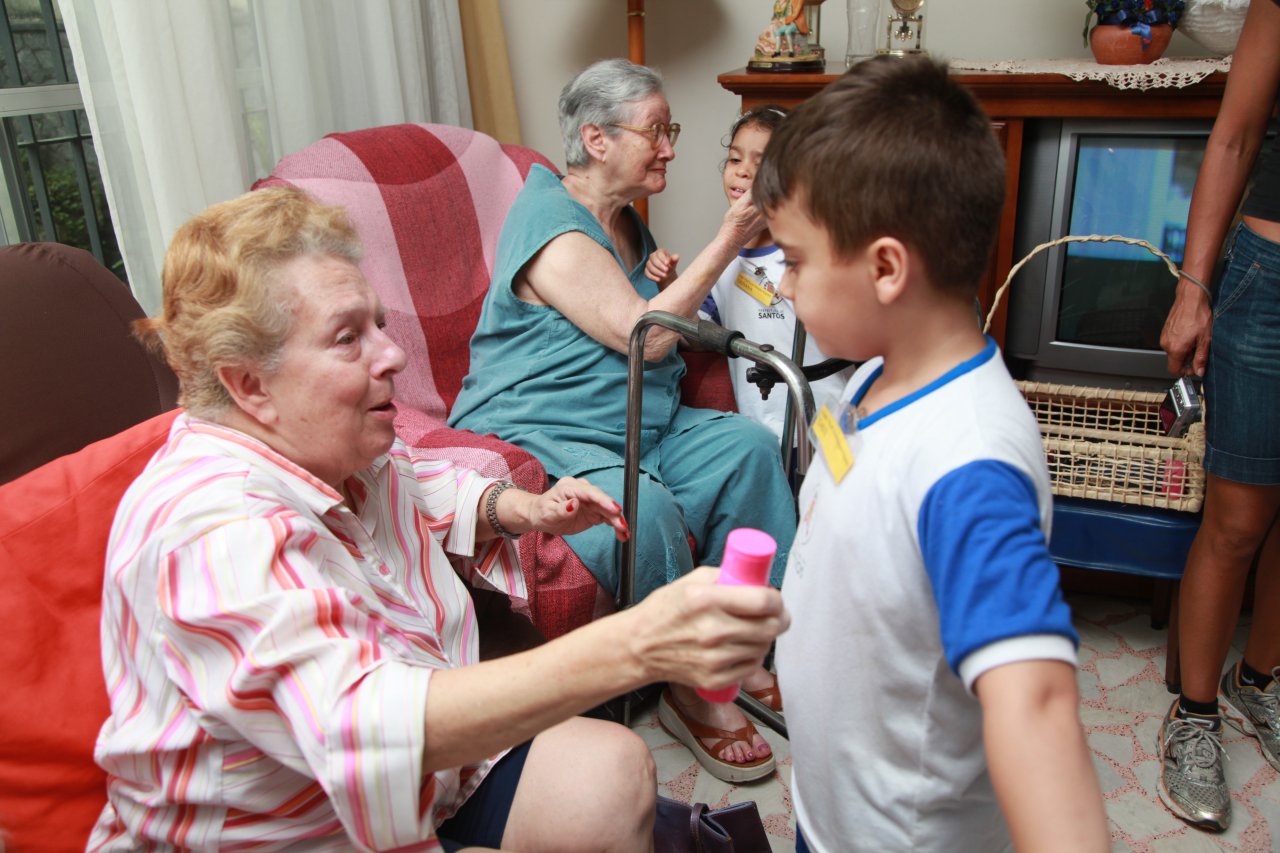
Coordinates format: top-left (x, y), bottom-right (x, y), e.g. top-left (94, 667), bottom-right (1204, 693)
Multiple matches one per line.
top-left (810, 404), bottom-right (854, 483)
top-left (734, 271), bottom-right (776, 307)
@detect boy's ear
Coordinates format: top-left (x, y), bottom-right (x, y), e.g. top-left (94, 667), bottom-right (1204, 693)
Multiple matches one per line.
top-left (868, 236), bottom-right (909, 306)
top-left (217, 363), bottom-right (277, 427)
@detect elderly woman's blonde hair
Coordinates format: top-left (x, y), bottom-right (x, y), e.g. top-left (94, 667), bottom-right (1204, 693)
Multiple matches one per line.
top-left (135, 186), bottom-right (362, 417)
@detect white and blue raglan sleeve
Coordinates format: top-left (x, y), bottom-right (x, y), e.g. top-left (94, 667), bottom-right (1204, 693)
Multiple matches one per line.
top-left (917, 459), bottom-right (1078, 693)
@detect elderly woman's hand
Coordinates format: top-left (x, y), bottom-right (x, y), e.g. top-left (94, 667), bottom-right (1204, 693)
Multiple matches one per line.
top-left (488, 477), bottom-right (629, 542)
top-left (626, 567), bottom-right (789, 691)
top-left (532, 476), bottom-right (630, 539)
top-left (722, 187), bottom-right (767, 248)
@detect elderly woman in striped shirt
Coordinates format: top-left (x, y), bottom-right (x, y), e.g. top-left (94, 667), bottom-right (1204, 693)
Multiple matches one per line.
top-left (89, 186), bottom-right (787, 853)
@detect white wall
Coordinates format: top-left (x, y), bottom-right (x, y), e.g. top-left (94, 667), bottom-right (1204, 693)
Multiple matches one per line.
top-left (499, 0), bottom-right (1210, 263)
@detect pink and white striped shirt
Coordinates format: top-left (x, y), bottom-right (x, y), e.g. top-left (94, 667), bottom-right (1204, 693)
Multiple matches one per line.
top-left (90, 414), bottom-right (527, 851)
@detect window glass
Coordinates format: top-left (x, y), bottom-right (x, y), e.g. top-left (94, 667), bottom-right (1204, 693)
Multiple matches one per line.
top-left (1, 0), bottom-right (122, 279)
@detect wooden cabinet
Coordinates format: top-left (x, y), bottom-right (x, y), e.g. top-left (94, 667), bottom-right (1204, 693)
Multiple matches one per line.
top-left (717, 65), bottom-right (1227, 343)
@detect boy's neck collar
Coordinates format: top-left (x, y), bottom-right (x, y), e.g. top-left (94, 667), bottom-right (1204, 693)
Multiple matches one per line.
top-left (858, 325), bottom-right (990, 414)
top-left (739, 243), bottom-right (778, 259)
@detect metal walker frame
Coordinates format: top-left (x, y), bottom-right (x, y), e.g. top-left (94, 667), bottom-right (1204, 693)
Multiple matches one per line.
top-left (616, 311), bottom-right (819, 737)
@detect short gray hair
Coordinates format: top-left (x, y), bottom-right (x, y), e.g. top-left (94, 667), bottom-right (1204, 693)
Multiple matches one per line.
top-left (558, 58), bottom-right (665, 168)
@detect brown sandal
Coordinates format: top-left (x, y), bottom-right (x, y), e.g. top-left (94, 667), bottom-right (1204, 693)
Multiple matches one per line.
top-left (744, 671), bottom-right (783, 714)
top-left (657, 689), bottom-right (776, 783)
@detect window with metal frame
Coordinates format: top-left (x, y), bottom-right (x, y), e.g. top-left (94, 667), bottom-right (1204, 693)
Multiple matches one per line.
top-left (0, 0), bottom-right (123, 279)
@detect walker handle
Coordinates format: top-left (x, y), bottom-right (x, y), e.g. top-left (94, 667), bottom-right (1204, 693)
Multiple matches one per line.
top-left (687, 318), bottom-right (746, 357)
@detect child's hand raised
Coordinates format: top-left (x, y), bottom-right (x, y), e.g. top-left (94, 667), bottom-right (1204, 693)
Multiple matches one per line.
top-left (645, 247), bottom-right (680, 289)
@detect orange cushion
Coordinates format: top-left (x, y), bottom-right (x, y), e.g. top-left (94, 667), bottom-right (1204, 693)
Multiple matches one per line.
top-left (0, 410), bottom-right (176, 853)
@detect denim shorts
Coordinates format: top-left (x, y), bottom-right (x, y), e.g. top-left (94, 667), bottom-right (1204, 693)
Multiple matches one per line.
top-left (1203, 222), bottom-right (1280, 484)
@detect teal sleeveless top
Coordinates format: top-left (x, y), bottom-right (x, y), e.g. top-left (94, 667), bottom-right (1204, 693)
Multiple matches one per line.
top-left (448, 164), bottom-right (720, 478)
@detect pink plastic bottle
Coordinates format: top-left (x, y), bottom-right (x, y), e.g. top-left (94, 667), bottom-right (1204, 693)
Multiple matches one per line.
top-left (697, 527), bottom-right (778, 703)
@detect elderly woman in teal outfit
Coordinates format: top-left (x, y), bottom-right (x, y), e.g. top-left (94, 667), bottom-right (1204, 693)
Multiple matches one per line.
top-left (449, 58), bottom-right (796, 783)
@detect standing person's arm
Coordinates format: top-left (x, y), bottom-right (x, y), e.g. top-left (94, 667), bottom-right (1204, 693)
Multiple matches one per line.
top-left (977, 661), bottom-right (1109, 852)
top-left (1161, 0), bottom-right (1280, 376)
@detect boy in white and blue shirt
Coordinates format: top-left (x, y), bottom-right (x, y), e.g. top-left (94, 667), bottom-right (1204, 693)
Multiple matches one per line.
top-left (754, 57), bottom-right (1108, 852)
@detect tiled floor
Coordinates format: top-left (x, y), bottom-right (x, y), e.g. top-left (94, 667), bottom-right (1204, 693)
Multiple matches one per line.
top-left (630, 593), bottom-right (1280, 852)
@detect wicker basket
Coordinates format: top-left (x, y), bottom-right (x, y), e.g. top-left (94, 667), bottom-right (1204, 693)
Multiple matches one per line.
top-left (1017, 380), bottom-right (1205, 512)
top-left (986, 235), bottom-right (1206, 513)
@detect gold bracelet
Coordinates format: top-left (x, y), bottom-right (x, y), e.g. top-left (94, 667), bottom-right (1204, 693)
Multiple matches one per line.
top-left (484, 480), bottom-right (521, 539)
top-left (1179, 271), bottom-right (1213, 302)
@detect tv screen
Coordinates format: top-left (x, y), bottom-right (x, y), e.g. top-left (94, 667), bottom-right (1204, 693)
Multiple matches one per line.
top-left (1057, 134), bottom-right (1203, 351)
top-left (1006, 119), bottom-right (1213, 390)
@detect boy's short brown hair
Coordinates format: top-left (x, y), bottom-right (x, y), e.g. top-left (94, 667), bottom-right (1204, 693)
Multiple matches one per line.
top-left (753, 56), bottom-right (1005, 299)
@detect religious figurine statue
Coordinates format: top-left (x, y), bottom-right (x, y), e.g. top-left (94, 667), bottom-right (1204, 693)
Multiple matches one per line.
top-left (749, 0), bottom-right (826, 72)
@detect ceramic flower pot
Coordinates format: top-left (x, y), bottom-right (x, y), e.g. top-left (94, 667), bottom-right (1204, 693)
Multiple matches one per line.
top-left (1089, 23), bottom-right (1174, 64)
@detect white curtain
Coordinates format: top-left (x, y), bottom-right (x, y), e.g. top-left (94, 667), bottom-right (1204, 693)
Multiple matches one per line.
top-left (61, 0), bottom-right (471, 314)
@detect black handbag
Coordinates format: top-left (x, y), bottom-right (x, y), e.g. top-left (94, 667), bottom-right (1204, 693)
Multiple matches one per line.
top-left (653, 795), bottom-right (773, 853)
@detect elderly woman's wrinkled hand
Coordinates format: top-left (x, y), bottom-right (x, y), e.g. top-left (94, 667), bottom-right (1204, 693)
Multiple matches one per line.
top-left (628, 567), bottom-right (789, 692)
top-left (723, 187), bottom-right (767, 247)
top-left (527, 476), bottom-right (630, 541)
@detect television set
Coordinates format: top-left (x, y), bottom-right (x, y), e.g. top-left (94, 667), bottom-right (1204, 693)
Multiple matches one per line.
top-left (1004, 118), bottom-right (1213, 391)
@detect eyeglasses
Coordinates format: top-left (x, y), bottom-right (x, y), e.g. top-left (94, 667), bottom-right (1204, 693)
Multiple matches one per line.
top-left (609, 121), bottom-right (681, 148)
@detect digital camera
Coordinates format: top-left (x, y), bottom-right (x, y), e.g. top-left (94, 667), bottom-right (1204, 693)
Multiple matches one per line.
top-left (1159, 377), bottom-right (1202, 438)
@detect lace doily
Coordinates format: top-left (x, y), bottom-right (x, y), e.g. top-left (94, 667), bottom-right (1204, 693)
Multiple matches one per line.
top-left (948, 57), bottom-right (1232, 91)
